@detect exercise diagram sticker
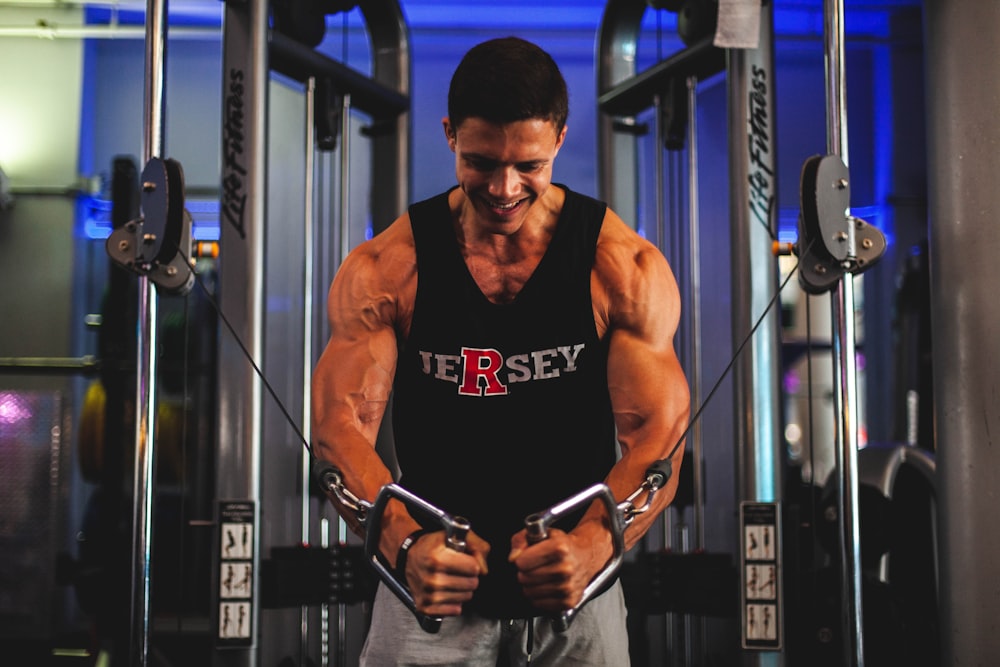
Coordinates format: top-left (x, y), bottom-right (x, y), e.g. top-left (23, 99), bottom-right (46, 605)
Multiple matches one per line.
top-left (741, 501), bottom-right (782, 651)
top-left (216, 501), bottom-right (255, 646)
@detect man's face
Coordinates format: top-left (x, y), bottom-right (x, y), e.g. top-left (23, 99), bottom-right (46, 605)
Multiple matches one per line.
top-left (444, 116), bottom-right (566, 234)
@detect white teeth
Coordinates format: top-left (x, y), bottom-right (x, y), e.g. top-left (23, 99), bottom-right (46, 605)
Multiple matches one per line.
top-left (491, 200), bottom-right (518, 210)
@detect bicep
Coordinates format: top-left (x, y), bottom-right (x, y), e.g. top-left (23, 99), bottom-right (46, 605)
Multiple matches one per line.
top-left (607, 336), bottom-right (688, 453)
top-left (312, 325), bottom-right (397, 446)
top-left (604, 247), bottom-right (690, 456)
top-left (312, 252), bottom-right (402, 448)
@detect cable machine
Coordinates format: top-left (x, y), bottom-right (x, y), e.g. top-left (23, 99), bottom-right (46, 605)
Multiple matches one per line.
top-left (100, 0), bottom-right (410, 664)
top-left (596, 1), bottom-right (887, 665)
top-left (215, 1), bottom-right (409, 664)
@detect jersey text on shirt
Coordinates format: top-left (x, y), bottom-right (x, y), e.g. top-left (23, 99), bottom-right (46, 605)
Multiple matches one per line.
top-left (416, 343), bottom-right (587, 396)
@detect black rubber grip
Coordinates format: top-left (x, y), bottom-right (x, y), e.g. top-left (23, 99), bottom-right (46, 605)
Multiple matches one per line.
top-left (313, 459), bottom-right (342, 494)
top-left (645, 459), bottom-right (673, 489)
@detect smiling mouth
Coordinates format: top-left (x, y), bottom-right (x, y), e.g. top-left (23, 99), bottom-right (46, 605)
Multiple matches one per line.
top-left (484, 196), bottom-right (526, 213)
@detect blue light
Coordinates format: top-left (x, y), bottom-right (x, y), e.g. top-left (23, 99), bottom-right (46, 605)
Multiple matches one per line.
top-left (777, 227), bottom-right (799, 245)
top-left (774, 4), bottom-right (893, 39)
top-left (80, 195), bottom-right (220, 241)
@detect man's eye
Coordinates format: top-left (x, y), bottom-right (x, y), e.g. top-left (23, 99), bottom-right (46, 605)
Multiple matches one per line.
top-left (469, 160), bottom-right (493, 171)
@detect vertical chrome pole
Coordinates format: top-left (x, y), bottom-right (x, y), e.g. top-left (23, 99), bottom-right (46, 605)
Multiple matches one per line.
top-left (130, 282), bottom-right (158, 667)
top-left (823, 0), bottom-right (864, 664)
top-left (686, 75), bottom-right (704, 553)
top-left (130, 0), bottom-right (166, 662)
top-left (336, 92), bottom-right (352, 667)
top-left (301, 76), bottom-right (318, 665)
top-left (686, 73), bottom-right (706, 666)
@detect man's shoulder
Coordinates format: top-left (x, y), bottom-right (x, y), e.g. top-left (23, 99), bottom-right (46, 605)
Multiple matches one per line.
top-left (341, 214), bottom-right (417, 278)
top-left (594, 210), bottom-right (670, 287)
top-left (595, 207), bottom-right (648, 249)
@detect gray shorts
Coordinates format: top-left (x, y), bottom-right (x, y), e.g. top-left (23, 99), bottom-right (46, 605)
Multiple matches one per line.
top-left (360, 580), bottom-right (631, 666)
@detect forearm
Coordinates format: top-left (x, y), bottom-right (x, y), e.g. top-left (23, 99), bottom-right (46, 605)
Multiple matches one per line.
top-left (313, 426), bottom-right (424, 566)
top-left (313, 431), bottom-right (392, 533)
top-left (610, 439), bottom-right (685, 552)
top-left (570, 436), bottom-right (685, 571)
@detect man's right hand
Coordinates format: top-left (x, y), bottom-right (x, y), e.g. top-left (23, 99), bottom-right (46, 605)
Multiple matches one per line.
top-left (403, 530), bottom-right (490, 616)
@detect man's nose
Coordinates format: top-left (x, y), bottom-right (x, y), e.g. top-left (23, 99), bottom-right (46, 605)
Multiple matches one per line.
top-left (489, 166), bottom-right (519, 199)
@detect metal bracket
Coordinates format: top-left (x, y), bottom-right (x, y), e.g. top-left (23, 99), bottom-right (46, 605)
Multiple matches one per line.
top-left (796, 154), bottom-right (886, 294)
top-left (105, 157), bottom-right (194, 295)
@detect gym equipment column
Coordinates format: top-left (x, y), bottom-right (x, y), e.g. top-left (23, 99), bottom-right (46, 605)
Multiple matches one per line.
top-left (822, 0), bottom-right (864, 664)
top-left (924, 0), bottom-right (1000, 662)
top-left (725, 1), bottom-right (785, 662)
top-left (131, 0), bottom-right (167, 663)
top-left (217, 0), bottom-right (268, 661)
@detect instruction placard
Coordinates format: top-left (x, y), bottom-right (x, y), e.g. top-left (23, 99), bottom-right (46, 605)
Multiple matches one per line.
top-left (740, 501), bottom-right (782, 651)
top-left (216, 501), bottom-right (256, 647)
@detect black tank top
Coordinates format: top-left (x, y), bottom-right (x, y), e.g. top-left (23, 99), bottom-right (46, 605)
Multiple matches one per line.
top-left (392, 185), bottom-right (617, 618)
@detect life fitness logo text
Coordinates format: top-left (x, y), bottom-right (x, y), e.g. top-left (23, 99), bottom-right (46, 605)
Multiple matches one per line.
top-left (418, 344), bottom-right (586, 396)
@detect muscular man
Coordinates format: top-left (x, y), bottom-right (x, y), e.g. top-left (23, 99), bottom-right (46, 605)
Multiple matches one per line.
top-left (311, 36), bottom-right (690, 666)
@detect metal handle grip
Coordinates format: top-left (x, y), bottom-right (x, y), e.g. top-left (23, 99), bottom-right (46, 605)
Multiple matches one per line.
top-left (364, 483), bottom-right (469, 633)
top-left (523, 483), bottom-right (625, 632)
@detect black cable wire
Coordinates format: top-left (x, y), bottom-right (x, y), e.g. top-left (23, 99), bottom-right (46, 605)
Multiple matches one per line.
top-left (662, 242), bottom-right (810, 464)
top-left (175, 247), bottom-right (314, 456)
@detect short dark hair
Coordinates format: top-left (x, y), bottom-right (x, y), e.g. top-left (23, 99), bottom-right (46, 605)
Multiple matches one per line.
top-left (447, 37), bottom-right (569, 134)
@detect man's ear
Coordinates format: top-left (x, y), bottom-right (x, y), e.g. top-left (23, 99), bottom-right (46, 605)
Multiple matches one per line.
top-left (442, 117), bottom-right (457, 152)
top-left (554, 124), bottom-right (568, 154)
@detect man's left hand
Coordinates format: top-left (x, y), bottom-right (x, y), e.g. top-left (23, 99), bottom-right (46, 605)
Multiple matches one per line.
top-left (508, 528), bottom-right (597, 612)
